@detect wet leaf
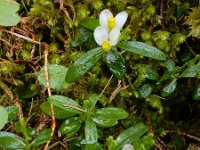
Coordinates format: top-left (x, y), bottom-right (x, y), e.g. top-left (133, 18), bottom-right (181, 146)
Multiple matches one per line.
top-left (105, 49), bottom-right (126, 79)
top-left (38, 64), bottom-right (69, 90)
top-left (0, 106), bottom-right (8, 130)
top-left (139, 84), bottom-right (153, 98)
top-left (161, 79), bottom-right (177, 97)
top-left (0, 0), bottom-right (21, 26)
top-left (92, 118), bottom-right (118, 127)
top-left (143, 66), bottom-right (159, 81)
top-left (180, 65), bottom-right (200, 78)
top-left (31, 128), bottom-right (52, 147)
top-left (59, 117), bottom-right (82, 138)
top-left (166, 59), bottom-right (175, 72)
top-left (94, 107), bottom-right (128, 120)
top-left (85, 120), bottom-right (98, 144)
top-left (0, 132), bottom-right (26, 149)
top-left (117, 41), bottom-right (166, 60)
top-left (66, 47), bottom-right (102, 83)
top-left (114, 123), bottom-right (148, 150)
top-left (48, 95), bottom-right (82, 114)
top-left (40, 102), bottom-right (77, 119)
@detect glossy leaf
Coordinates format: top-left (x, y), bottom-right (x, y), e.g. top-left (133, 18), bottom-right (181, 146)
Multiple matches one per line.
top-left (114, 123), bottom-right (148, 150)
top-left (80, 18), bottom-right (99, 31)
top-left (59, 117), bottom-right (82, 138)
top-left (94, 107), bottom-right (128, 120)
top-left (0, 106), bottom-right (8, 130)
top-left (48, 95), bottom-right (82, 114)
top-left (6, 105), bottom-right (18, 122)
top-left (105, 49), bottom-right (126, 79)
top-left (0, 0), bottom-right (21, 26)
top-left (180, 65), bottom-right (200, 78)
top-left (192, 83), bottom-right (200, 100)
top-left (143, 66), bottom-right (159, 81)
top-left (166, 59), bottom-right (175, 72)
top-left (31, 128), bottom-right (52, 147)
top-left (139, 84), bottom-right (153, 98)
top-left (92, 118), bottom-right (118, 127)
top-left (40, 102), bottom-right (77, 119)
top-left (85, 120), bottom-right (98, 144)
top-left (0, 131), bottom-right (26, 149)
top-left (117, 41), bottom-right (166, 60)
top-left (66, 47), bottom-right (102, 83)
top-left (38, 64), bottom-right (69, 90)
top-left (71, 27), bottom-right (90, 47)
top-left (161, 79), bottom-right (177, 97)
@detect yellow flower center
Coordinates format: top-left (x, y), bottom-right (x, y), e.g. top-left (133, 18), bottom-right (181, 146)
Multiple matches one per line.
top-left (102, 40), bottom-right (111, 52)
top-left (107, 16), bottom-right (116, 30)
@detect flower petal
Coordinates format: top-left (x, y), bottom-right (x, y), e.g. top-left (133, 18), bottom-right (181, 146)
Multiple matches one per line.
top-left (99, 9), bottom-right (113, 28)
top-left (109, 27), bottom-right (120, 46)
top-left (94, 26), bottom-right (108, 45)
top-left (115, 11), bottom-right (128, 29)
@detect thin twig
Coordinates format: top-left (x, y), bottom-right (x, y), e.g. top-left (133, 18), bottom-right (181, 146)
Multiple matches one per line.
top-left (43, 43), bottom-right (56, 150)
top-left (2, 30), bottom-right (41, 45)
top-left (166, 130), bottom-right (200, 142)
top-left (14, 98), bottom-right (23, 119)
top-left (98, 75), bottom-right (113, 98)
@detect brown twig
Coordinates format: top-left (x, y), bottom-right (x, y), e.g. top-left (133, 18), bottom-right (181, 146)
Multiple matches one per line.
top-left (42, 43), bottom-right (56, 150)
top-left (99, 75), bottom-right (113, 98)
top-left (109, 80), bottom-right (129, 104)
top-left (166, 130), bottom-right (200, 142)
top-left (14, 98), bottom-right (23, 119)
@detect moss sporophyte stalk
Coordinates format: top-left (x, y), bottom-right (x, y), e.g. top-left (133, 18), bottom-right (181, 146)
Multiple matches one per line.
top-left (94, 9), bottom-right (128, 52)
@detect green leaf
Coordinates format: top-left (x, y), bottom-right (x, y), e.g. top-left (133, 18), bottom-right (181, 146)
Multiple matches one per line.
top-left (117, 41), bottom-right (166, 60)
top-left (80, 18), bottom-right (99, 31)
top-left (105, 49), bottom-right (126, 79)
top-left (166, 59), bottom-right (175, 72)
top-left (94, 107), bottom-right (128, 120)
top-left (48, 95), bottom-right (82, 114)
top-left (161, 79), bottom-right (177, 97)
top-left (143, 66), bottom-right (159, 80)
top-left (71, 27), bottom-right (90, 47)
top-left (139, 84), bottom-right (153, 98)
top-left (114, 123), bottom-right (148, 150)
top-left (31, 128), bottom-right (52, 147)
top-left (180, 65), bottom-right (200, 78)
top-left (18, 117), bottom-right (31, 141)
top-left (6, 105), bottom-right (18, 122)
top-left (0, 131), bottom-right (26, 149)
top-left (59, 117), bottom-right (82, 138)
top-left (38, 64), bottom-right (69, 90)
top-left (92, 118), bottom-right (118, 128)
top-left (177, 7), bottom-right (188, 21)
top-left (85, 120), bottom-right (98, 144)
top-left (40, 102), bottom-right (77, 119)
top-left (192, 83), bottom-right (200, 100)
top-left (19, 84), bottom-right (40, 99)
top-left (0, 0), bottom-right (21, 26)
top-left (66, 47), bottom-right (102, 83)
top-left (119, 27), bottom-right (131, 41)
top-left (0, 106), bottom-right (8, 130)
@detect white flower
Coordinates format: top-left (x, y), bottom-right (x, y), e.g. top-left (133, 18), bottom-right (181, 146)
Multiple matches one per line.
top-left (93, 9), bottom-right (128, 52)
top-left (94, 26), bottom-right (120, 52)
top-left (99, 9), bottom-right (128, 31)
